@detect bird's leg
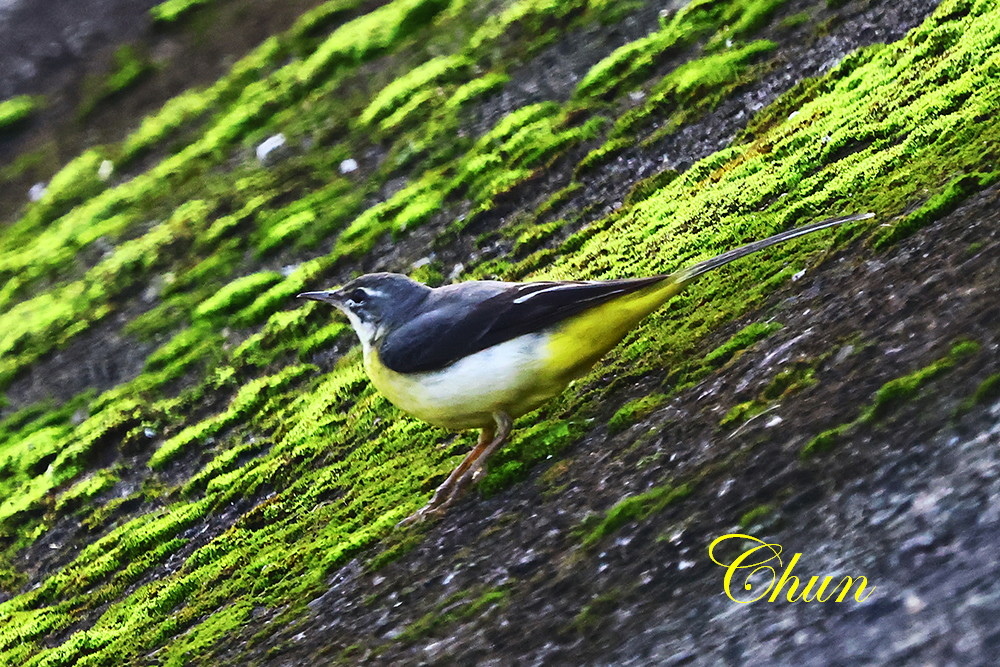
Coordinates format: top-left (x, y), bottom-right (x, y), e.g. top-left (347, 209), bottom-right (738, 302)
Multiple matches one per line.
top-left (429, 427), bottom-right (495, 507)
top-left (447, 412), bottom-right (513, 500)
top-left (398, 426), bottom-right (494, 526)
top-left (398, 412), bottom-right (513, 526)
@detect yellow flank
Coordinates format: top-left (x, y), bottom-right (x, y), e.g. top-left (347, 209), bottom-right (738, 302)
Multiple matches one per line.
top-left (544, 276), bottom-right (684, 385)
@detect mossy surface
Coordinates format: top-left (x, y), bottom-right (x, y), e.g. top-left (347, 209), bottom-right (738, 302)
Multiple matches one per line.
top-left (151, 0), bottom-right (216, 23)
top-left (608, 394), bottom-right (669, 434)
top-left (0, 0), bottom-right (998, 662)
top-left (577, 482), bottom-right (694, 547)
top-left (802, 340), bottom-right (981, 456)
top-left (0, 96), bottom-right (40, 132)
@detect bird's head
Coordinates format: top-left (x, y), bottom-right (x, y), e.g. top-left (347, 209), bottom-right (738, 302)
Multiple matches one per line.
top-left (298, 272), bottom-right (431, 348)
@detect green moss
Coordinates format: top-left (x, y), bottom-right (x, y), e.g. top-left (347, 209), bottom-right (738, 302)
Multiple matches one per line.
top-left (80, 45), bottom-right (156, 117)
top-left (573, 0), bottom-right (723, 100)
top-left (778, 10), bottom-right (811, 30)
top-left (956, 373), bottom-right (1000, 416)
top-left (578, 482), bottom-right (693, 547)
top-left (762, 363), bottom-right (818, 400)
top-left (358, 54), bottom-right (472, 129)
top-left (610, 40), bottom-right (776, 142)
top-left (722, 361), bottom-right (818, 427)
top-left (870, 170), bottom-right (1000, 250)
top-left (55, 470), bottom-right (119, 513)
top-left (395, 586), bottom-right (508, 644)
top-left (803, 339), bottom-right (981, 457)
top-left (574, 0), bottom-right (784, 102)
top-left (738, 503), bottom-right (773, 529)
top-left (148, 363), bottom-right (315, 469)
top-left (623, 168), bottom-right (678, 207)
top-left (801, 424), bottom-right (851, 457)
top-left (193, 271), bottom-right (284, 323)
top-left (608, 394), bottom-right (668, 434)
top-left (513, 219), bottom-right (564, 253)
top-left (575, 136), bottom-right (632, 174)
top-left (566, 587), bottom-right (630, 635)
top-left (478, 419), bottom-right (585, 497)
top-left (151, 0), bottom-right (214, 23)
top-left (702, 321), bottom-right (783, 369)
top-left (0, 95), bottom-right (40, 131)
top-left (860, 340), bottom-right (979, 423)
top-left (297, 0), bottom-right (452, 86)
top-left (289, 0), bottom-right (369, 44)
top-left (720, 400), bottom-right (767, 427)
top-left (444, 72), bottom-right (509, 110)
top-left (531, 182), bottom-right (582, 221)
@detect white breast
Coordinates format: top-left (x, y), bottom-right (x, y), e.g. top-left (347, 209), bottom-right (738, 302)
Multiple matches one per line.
top-left (365, 332), bottom-right (562, 430)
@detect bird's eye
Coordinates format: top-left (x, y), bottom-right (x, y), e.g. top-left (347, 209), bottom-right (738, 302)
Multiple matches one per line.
top-left (345, 288), bottom-right (366, 304)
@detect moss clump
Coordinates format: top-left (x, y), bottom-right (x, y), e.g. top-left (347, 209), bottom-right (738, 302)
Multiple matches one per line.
top-left (0, 95), bottom-right (39, 131)
top-left (80, 45), bottom-right (156, 117)
top-left (297, 0), bottom-right (452, 86)
top-left (358, 54), bottom-right (472, 129)
top-left (608, 394), bottom-right (669, 433)
top-left (610, 39), bottom-right (777, 143)
top-left (151, 0), bottom-right (214, 23)
top-left (566, 587), bottom-right (630, 635)
top-left (870, 171), bottom-right (1000, 250)
top-left (513, 220), bottom-right (564, 253)
top-left (193, 271), bottom-right (284, 323)
top-left (396, 586), bottom-right (509, 643)
top-left (720, 400), bottom-right (768, 427)
top-left (955, 373), bottom-right (1000, 416)
top-left (778, 10), bottom-right (811, 30)
top-left (722, 361), bottom-right (817, 427)
top-left (623, 169), bottom-right (678, 207)
top-left (578, 482), bottom-right (694, 547)
top-left (801, 424), bottom-right (851, 457)
top-left (738, 503), bottom-right (773, 529)
top-left (803, 340), bottom-right (981, 456)
top-left (573, 0), bottom-right (722, 100)
top-left (762, 363), bottom-right (817, 400)
top-left (574, 0), bottom-right (785, 101)
top-left (148, 363), bottom-right (316, 469)
top-left (702, 321), bottom-right (783, 369)
top-left (575, 137), bottom-right (632, 175)
top-left (289, 0), bottom-right (370, 44)
top-left (860, 340), bottom-right (979, 423)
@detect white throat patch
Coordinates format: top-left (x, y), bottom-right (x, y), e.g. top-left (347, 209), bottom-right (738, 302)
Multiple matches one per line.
top-left (339, 306), bottom-right (378, 352)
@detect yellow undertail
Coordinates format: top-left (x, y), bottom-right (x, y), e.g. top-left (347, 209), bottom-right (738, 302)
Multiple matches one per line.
top-left (543, 277), bottom-right (684, 388)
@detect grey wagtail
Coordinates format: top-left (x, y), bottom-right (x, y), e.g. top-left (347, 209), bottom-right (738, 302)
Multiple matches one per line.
top-left (300, 212), bottom-right (872, 524)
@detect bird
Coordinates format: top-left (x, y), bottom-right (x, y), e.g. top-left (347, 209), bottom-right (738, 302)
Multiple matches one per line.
top-left (299, 212), bottom-right (873, 524)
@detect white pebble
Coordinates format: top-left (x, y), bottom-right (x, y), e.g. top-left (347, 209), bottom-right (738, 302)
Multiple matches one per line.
top-left (97, 159), bottom-right (114, 181)
top-left (256, 133), bottom-right (287, 163)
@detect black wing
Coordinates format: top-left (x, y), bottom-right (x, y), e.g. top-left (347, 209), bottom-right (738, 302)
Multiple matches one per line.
top-left (378, 276), bottom-right (667, 373)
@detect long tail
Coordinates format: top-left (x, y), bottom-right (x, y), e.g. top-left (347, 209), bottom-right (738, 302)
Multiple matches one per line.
top-left (673, 212), bottom-right (874, 284)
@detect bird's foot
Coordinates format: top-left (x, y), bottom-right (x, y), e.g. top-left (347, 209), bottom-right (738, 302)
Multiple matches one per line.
top-left (397, 472), bottom-right (478, 527)
top-left (397, 502), bottom-right (446, 527)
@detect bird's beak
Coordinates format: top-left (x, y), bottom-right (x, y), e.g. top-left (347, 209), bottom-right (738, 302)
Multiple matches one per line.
top-left (297, 290), bottom-right (342, 306)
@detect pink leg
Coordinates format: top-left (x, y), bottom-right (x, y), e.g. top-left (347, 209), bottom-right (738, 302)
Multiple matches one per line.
top-left (399, 412), bottom-right (513, 526)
